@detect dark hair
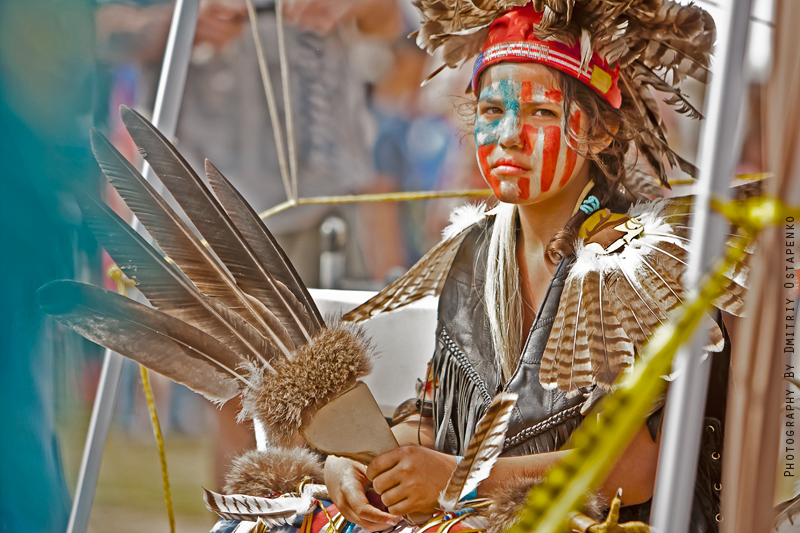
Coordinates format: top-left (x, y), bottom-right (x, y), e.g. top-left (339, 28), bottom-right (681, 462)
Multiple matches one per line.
top-left (546, 70), bottom-right (635, 264)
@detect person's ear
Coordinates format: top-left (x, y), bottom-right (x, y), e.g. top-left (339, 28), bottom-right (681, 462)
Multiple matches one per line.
top-left (589, 120), bottom-right (620, 155)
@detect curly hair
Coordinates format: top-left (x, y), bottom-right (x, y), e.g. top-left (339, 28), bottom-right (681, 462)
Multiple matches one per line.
top-left (545, 70), bottom-right (636, 264)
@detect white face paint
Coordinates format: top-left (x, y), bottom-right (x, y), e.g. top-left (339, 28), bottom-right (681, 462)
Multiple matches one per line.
top-left (475, 63), bottom-right (589, 205)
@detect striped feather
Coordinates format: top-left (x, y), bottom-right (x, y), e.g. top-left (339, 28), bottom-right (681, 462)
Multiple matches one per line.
top-left (342, 211), bottom-right (483, 323)
top-left (438, 392), bottom-right (518, 511)
top-left (203, 489), bottom-right (314, 524)
top-left (541, 276), bottom-right (579, 388)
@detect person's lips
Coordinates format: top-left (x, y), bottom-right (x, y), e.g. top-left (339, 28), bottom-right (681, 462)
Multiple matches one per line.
top-left (491, 159), bottom-right (530, 176)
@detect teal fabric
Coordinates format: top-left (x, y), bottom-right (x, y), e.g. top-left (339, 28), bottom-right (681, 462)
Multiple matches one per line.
top-left (0, 0), bottom-right (101, 530)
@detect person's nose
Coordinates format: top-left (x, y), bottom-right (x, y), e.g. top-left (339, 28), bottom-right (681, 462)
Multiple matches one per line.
top-left (497, 113), bottom-right (524, 150)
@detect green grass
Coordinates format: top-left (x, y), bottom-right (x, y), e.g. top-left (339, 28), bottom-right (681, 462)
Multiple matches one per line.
top-left (59, 407), bottom-right (220, 532)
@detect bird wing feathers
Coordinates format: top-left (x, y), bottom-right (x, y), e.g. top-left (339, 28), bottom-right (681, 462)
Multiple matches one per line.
top-left (540, 197), bottom-right (750, 396)
top-left (342, 203), bottom-right (488, 324)
top-left (42, 107), bottom-right (327, 402)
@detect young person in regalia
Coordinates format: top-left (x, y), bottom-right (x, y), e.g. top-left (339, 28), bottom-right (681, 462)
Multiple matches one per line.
top-left (322, 1), bottom-right (732, 530)
top-left (41, 0), bottom-right (742, 531)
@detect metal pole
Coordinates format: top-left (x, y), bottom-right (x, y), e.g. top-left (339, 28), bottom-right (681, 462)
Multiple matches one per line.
top-left (66, 2), bottom-right (199, 531)
top-left (649, 0), bottom-right (753, 531)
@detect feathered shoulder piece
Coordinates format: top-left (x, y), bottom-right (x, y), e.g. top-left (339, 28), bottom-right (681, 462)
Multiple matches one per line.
top-left (539, 197), bottom-right (748, 397)
top-left (343, 203), bottom-right (490, 323)
top-left (412, 0), bottom-right (715, 182)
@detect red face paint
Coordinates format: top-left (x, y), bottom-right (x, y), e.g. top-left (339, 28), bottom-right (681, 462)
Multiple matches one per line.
top-left (520, 81), bottom-right (533, 103)
top-left (540, 125), bottom-right (561, 192)
top-left (544, 89), bottom-right (563, 103)
top-left (517, 177), bottom-right (530, 199)
top-left (520, 124), bottom-right (536, 156)
top-left (478, 143), bottom-right (501, 193)
top-left (558, 111), bottom-right (581, 187)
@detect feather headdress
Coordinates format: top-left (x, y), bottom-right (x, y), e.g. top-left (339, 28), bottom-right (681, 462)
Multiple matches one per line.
top-left (411, 0), bottom-right (715, 183)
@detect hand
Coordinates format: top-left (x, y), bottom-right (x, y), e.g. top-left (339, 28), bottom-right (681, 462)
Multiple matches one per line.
top-left (324, 455), bottom-right (398, 531)
top-left (283, 0), bottom-right (374, 35)
top-left (195, 3), bottom-right (247, 51)
top-left (366, 446), bottom-right (458, 516)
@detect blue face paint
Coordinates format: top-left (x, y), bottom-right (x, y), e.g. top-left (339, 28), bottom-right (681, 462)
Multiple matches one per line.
top-left (474, 80), bottom-right (522, 148)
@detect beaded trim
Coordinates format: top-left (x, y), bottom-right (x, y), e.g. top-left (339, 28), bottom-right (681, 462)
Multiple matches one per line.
top-left (503, 402), bottom-right (585, 449)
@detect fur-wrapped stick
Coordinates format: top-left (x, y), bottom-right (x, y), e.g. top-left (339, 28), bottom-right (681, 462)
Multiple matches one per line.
top-left (239, 320), bottom-right (375, 447)
top-left (224, 448), bottom-right (324, 497)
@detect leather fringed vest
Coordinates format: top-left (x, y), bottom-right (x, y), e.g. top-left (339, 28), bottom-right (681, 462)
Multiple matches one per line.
top-left (430, 217), bottom-right (728, 531)
top-left (431, 218), bottom-right (584, 457)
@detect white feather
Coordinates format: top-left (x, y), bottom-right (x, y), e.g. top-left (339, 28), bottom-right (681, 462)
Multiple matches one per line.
top-left (203, 483), bottom-right (322, 522)
top-left (442, 203), bottom-right (488, 240)
top-left (580, 29), bottom-right (593, 71)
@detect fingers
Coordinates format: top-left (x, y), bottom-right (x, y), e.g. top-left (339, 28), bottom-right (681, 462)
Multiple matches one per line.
top-left (377, 485), bottom-right (411, 516)
top-left (339, 483), bottom-right (398, 531)
top-left (366, 448), bottom-right (403, 482)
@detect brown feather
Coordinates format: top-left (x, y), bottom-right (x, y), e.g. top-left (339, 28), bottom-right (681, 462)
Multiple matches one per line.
top-left (121, 106), bottom-right (315, 349)
top-left (204, 160), bottom-right (323, 332)
top-left (439, 392), bottom-right (518, 511)
top-left (38, 280), bottom-right (243, 402)
top-left (541, 276), bottom-right (578, 387)
top-left (342, 222), bottom-right (476, 323)
top-left (75, 190), bottom-right (275, 364)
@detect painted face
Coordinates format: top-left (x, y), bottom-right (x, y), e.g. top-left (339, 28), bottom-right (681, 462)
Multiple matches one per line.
top-left (475, 63), bottom-right (589, 204)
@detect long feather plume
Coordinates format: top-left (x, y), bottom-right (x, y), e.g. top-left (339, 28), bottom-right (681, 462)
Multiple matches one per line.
top-left (204, 159), bottom-right (323, 331)
top-left (120, 106), bottom-right (315, 348)
top-left (75, 190), bottom-right (276, 366)
top-left (90, 129), bottom-right (295, 360)
top-left (438, 392), bottom-right (518, 512)
top-left (38, 280), bottom-right (244, 401)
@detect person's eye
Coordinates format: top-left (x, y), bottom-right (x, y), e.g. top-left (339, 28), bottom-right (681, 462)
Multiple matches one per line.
top-left (480, 105), bottom-right (503, 116)
top-left (532, 108), bottom-right (558, 118)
